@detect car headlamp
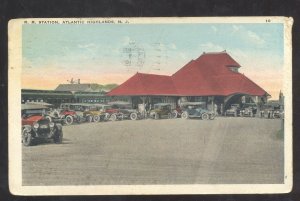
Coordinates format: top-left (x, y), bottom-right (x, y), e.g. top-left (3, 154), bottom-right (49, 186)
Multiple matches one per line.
top-left (33, 123), bottom-right (39, 129)
top-left (49, 122), bottom-right (55, 128)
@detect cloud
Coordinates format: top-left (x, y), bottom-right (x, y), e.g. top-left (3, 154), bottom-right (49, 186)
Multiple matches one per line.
top-left (169, 43), bottom-right (177, 50)
top-left (246, 30), bottom-right (265, 46)
top-left (199, 42), bottom-right (224, 52)
top-left (231, 25), bottom-right (265, 47)
top-left (211, 26), bottom-right (218, 33)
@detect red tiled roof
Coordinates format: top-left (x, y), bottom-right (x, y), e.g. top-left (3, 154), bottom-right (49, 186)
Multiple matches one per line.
top-left (107, 52), bottom-right (268, 97)
top-left (107, 73), bottom-right (177, 96)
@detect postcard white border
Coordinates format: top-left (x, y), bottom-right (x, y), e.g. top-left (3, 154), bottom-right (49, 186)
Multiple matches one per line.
top-left (8, 17), bottom-right (293, 195)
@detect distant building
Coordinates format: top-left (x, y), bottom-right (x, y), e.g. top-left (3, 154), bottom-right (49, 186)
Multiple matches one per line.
top-left (22, 83), bottom-right (110, 107)
top-left (55, 83), bottom-right (101, 93)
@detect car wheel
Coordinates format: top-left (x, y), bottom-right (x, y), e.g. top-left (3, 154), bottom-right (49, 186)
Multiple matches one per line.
top-left (272, 113), bottom-right (277, 119)
top-left (181, 111), bottom-right (189, 119)
top-left (119, 113), bottom-right (124, 120)
top-left (154, 113), bottom-right (159, 120)
top-left (201, 113), bottom-right (209, 120)
top-left (172, 110), bottom-right (178, 118)
top-left (110, 114), bottom-right (117, 121)
top-left (130, 112), bottom-right (138, 120)
top-left (93, 115), bottom-right (100, 122)
top-left (65, 115), bottom-right (73, 125)
top-left (22, 130), bottom-right (32, 146)
top-left (45, 116), bottom-right (52, 122)
top-left (209, 113), bottom-right (215, 120)
top-left (167, 113), bottom-right (172, 119)
top-left (54, 130), bottom-right (63, 144)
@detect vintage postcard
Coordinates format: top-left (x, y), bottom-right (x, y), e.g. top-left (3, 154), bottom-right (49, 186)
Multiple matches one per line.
top-left (8, 17), bottom-right (293, 195)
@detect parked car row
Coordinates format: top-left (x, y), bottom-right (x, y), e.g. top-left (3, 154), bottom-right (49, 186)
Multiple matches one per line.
top-left (224, 103), bottom-right (284, 119)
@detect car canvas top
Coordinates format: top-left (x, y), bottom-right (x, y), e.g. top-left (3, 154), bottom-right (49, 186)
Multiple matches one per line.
top-left (154, 103), bottom-right (171, 106)
top-left (107, 101), bottom-right (131, 105)
top-left (181, 102), bottom-right (206, 106)
top-left (21, 104), bottom-right (49, 110)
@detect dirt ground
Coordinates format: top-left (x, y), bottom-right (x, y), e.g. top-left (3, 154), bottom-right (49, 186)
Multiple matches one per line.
top-left (22, 117), bottom-right (284, 185)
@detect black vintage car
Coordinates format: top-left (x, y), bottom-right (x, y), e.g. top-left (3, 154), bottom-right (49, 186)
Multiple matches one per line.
top-left (180, 102), bottom-right (215, 120)
top-left (225, 104), bottom-right (240, 117)
top-left (260, 103), bottom-right (284, 119)
top-left (240, 103), bottom-right (257, 117)
top-left (22, 104), bottom-right (63, 146)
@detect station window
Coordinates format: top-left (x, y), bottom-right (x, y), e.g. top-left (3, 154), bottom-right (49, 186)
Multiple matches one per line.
top-left (229, 67), bottom-right (239, 73)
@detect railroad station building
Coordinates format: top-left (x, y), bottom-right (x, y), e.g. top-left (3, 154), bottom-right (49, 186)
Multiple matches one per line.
top-left (107, 51), bottom-right (269, 114)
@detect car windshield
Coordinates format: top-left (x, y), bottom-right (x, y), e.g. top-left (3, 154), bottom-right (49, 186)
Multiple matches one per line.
top-left (22, 109), bottom-right (45, 117)
top-left (104, 106), bottom-right (112, 109)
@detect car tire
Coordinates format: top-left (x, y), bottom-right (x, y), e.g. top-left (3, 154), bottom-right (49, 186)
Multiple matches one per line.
top-left (130, 113), bottom-right (138, 120)
top-left (272, 113), bottom-right (277, 119)
top-left (45, 115), bottom-right (52, 122)
top-left (172, 110), bottom-right (178, 118)
top-left (22, 129), bottom-right (32, 146)
top-left (87, 115), bottom-right (93, 122)
top-left (167, 113), bottom-right (172, 119)
top-left (201, 113), bottom-right (209, 120)
top-left (93, 115), bottom-right (100, 122)
top-left (54, 130), bottom-right (63, 144)
top-left (209, 113), bottom-right (215, 120)
top-left (181, 111), bottom-right (189, 119)
top-left (65, 115), bottom-right (73, 125)
top-left (110, 114), bottom-right (117, 121)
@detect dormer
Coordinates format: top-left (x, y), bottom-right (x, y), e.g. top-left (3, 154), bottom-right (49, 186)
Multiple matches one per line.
top-left (227, 65), bottom-right (239, 73)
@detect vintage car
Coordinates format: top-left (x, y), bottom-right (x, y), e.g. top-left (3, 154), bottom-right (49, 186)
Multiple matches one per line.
top-left (21, 104), bottom-right (63, 146)
top-left (180, 102), bottom-right (215, 120)
top-left (225, 104), bottom-right (240, 117)
top-left (149, 103), bottom-right (176, 119)
top-left (260, 103), bottom-right (284, 119)
top-left (240, 103), bottom-right (257, 117)
top-left (172, 106), bottom-right (183, 118)
top-left (46, 108), bottom-right (78, 125)
top-left (81, 104), bottom-right (107, 122)
top-left (108, 101), bottom-right (141, 120)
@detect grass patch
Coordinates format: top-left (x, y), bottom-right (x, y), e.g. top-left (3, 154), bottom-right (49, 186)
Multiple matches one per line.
top-left (276, 128), bottom-right (284, 140)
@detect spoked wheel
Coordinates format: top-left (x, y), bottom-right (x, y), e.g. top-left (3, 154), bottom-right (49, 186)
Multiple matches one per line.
top-left (87, 115), bottom-right (93, 122)
top-left (201, 113), bottom-right (210, 120)
top-left (130, 112), bottom-right (138, 120)
top-left (93, 115), bottom-right (100, 122)
top-left (181, 111), bottom-right (189, 119)
top-left (209, 113), bottom-right (215, 120)
top-left (172, 110), bottom-right (178, 118)
top-left (45, 116), bottom-right (52, 122)
top-left (65, 115), bottom-right (73, 125)
top-left (22, 129), bottom-right (32, 146)
top-left (110, 114), bottom-right (117, 121)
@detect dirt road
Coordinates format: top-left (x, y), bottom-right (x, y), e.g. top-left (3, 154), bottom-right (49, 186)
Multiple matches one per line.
top-left (22, 117), bottom-right (284, 185)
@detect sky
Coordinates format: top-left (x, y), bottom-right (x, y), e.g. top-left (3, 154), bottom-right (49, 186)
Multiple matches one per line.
top-left (22, 22), bottom-right (284, 99)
